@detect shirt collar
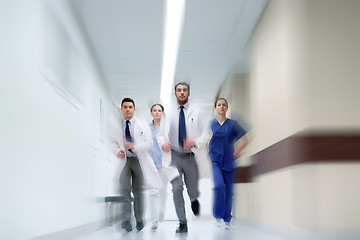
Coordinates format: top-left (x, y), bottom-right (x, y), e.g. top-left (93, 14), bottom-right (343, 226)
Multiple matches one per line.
top-left (123, 117), bottom-right (134, 125)
top-left (178, 102), bottom-right (189, 110)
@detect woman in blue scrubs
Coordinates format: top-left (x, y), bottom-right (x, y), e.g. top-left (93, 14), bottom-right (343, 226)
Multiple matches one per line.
top-left (209, 98), bottom-right (248, 228)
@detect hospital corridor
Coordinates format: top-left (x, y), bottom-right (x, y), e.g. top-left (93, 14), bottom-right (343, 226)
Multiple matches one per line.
top-left (1, 0), bottom-right (360, 239)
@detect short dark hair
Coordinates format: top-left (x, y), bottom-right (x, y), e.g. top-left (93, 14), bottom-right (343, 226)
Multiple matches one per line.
top-left (174, 82), bottom-right (190, 92)
top-left (214, 98), bottom-right (228, 108)
top-left (121, 98), bottom-right (135, 108)
top-left (150, 103), bottom-right (164, 112)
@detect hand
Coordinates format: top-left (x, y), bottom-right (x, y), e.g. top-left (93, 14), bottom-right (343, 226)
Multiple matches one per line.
top-left (124, 141), bottom-right (134, 151)
top-left (118, 150), bottom-right (125, 158)
top-left (233, 152), bottom-right (241, 160)
top-left (183, 139), bottom-right (195, 150)
top-left (162, 142), bottom-right (171, 152)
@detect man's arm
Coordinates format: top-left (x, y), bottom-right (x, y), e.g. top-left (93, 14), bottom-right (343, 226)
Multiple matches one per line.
top-left (157, 117), bottom-right (172, 152)
top-left (192, 107), bottom-right (209, 148)
top-left (111, 139), bottom-right (126, 159)
top-left (194, 120), bottom-right (212, 149)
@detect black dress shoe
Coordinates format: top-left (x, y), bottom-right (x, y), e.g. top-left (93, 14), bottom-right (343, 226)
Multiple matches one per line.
top-left (175, 223), bottom-right (188, 233)
top-left (191, 199), bottom-right (200, 216)
top-left (136, 220), bottom-right (144, 231)
top-left (121, 221), bottom-right (132, 232)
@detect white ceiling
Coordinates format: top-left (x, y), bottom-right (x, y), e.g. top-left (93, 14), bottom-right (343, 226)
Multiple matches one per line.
top-left (71, 0), bottom-right (267, 112)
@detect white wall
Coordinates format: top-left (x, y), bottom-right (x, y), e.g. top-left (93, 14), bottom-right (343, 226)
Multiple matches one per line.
top-left (253, 163), bottom-right (360, 233)
top-left (307, 0), bottom-right (360, 128)
top-left (245, 0), bottom-right (308, 229)
top-left (249, 0), bottom-right (309, 155)
top-left (243, 0), bottom-right (360, 234)
top-left (0, 1), bottom-right (119, 239)
top-left (315, 163), bottom-right (360, 232)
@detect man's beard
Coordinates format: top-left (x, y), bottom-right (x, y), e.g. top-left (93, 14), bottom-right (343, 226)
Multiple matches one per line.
top-left (177, 97), bottom-right (188, 105)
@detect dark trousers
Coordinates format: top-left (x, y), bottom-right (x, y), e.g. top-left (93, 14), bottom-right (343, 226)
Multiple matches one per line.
top-left (119, 157), bottom-right (144, 223)
top-left (171, 151), bottom-right (199, 224)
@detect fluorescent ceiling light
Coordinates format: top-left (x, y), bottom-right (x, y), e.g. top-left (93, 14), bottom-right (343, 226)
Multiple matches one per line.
top-left (160, 0), bottom-right (185, 107)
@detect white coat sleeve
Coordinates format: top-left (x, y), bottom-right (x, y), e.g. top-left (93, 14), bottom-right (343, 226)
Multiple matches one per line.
top-left (195, 120), bottom-right (212, 149)
top-left (194, 108), bottom-right (210, 148)
top-left (133, 119), bottom-right (153, 153)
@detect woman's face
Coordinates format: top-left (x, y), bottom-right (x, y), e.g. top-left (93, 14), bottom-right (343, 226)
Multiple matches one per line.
top-left (215, 99), bottom-right (228, 115)
top-left (151, 105), bottom-right (163, 120)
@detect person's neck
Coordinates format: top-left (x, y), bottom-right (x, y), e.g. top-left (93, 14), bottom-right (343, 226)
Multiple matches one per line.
top-left (153, 119), bottom-right (160, 129)
top-left (178, 101), bottom-right (188, 106)
top-left (216, 114), bottom-right (227, 124)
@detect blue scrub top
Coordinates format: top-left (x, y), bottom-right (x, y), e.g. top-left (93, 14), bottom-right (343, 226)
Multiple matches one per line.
top-left (148, 123), bottom-right (162, 169)
top-left (209, 118), bottom-right (247, 171)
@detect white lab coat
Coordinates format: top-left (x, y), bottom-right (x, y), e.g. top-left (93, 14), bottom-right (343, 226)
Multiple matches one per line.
top-left (159, 103), bottom-right (212, 178)
top-left (155, 118), bottom-right (180, 181)
top-left (111, 117), bottom-right (164, 190)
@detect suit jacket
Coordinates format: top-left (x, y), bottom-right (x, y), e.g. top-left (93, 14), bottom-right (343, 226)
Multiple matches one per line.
top-left (111, 116), bottom-right (163, 189)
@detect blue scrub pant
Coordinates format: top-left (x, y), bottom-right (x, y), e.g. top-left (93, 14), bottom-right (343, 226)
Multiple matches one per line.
top-left (212, 163), bottom-right (235, 223)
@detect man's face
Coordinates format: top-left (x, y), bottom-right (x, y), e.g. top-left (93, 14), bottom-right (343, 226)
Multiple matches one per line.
top-left (121, 102), bottom-right (135, 120)
top-left (175, 84), bottom-right (190, 105)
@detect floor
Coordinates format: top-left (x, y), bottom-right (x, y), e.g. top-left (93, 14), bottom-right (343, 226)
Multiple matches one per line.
top-left (74, 216), bottom-right (324, 240)
top-left (74, 215), bottom-right (360, 240)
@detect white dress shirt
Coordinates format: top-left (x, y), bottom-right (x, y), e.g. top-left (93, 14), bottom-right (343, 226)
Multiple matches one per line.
top-left (169, 102), bottom-right (191, 152)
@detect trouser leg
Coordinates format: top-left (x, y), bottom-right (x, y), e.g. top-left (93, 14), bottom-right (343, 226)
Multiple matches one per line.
top-left (119, 161), bottom-right (132, 223)
top-left (212, 163), bottom-right (225, 219)
top-left (158, 168), bottom-right (168, 216)
top-left (171, 176), bottom-right (186, 224)
top-left (171, 152), bottom-right (187, 223)
top-left (148, 188), bottom-right (159, 223)
top-left (131, 158), bottom-right (144, 222)
top-left (182, 155), bottom-right (199, 201)
top-left (223, 169), bottom-right (235, 223)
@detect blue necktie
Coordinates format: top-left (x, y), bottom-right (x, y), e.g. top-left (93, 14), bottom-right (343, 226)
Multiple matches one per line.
top-left (178, 106), bottom-right (186, 148)
top-left (125, 120), bottom-right (133, 153)
top-left (125, 120), bottom-right (132, 142)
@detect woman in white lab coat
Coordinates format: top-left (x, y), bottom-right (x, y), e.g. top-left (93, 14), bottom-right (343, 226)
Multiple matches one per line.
top-left (147, 103), bottom-right (179, 229)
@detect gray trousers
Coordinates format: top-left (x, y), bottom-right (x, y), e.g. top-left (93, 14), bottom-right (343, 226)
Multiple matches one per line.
top-left (119, 157), bottom-right (144, 223)
top-left (171, 151), bottom-right (200, 224)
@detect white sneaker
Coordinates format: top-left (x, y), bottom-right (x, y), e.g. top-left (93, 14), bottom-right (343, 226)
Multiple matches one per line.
top-left (216, 219), bottom-right (222, 227)
top-left (224, 222), bottom-right (230, 229)
top-left (151, 221), bottom-right (159, 230)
